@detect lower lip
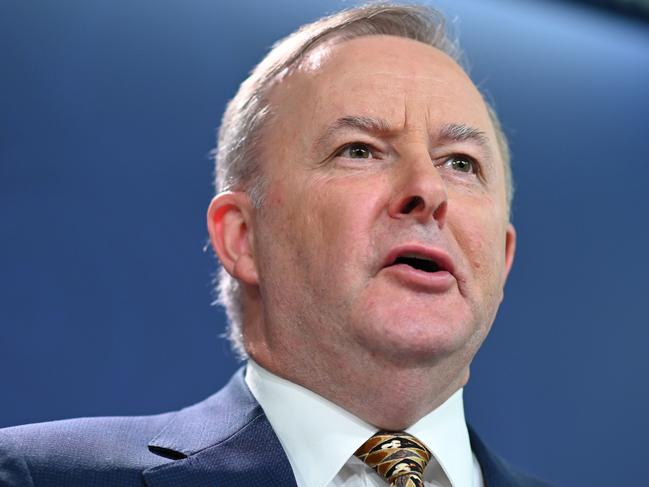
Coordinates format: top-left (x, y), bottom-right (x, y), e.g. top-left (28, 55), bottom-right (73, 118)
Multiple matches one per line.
top-left (382, 264), bottom-right (455, 292)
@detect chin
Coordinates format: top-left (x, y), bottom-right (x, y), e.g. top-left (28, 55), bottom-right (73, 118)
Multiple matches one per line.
top-left (353, 317), bottom-right (478, 366)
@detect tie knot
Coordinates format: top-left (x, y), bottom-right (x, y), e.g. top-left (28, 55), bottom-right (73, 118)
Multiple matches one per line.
top-left (355, 431), bottom-right (432, 487)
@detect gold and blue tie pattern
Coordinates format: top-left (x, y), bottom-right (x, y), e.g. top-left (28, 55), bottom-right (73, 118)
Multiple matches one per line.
top-left (355, 431), bottom-right (432, 487)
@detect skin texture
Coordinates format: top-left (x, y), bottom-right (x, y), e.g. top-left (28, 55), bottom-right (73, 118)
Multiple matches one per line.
top-left (208, 35), bottom-right (516, 429)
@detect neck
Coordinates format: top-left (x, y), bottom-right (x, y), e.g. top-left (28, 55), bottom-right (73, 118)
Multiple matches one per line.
top-left (248, 343), bottom-right (472, 430)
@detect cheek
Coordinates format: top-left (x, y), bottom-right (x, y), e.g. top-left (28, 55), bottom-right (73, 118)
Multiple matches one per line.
top-left (307, 177), bottom-right (383, 242)
top-left (259, 179), bottom-right (350, 279)
top-left (450, 207), bottom-right (507, 279)
top-left (259, 172), bottom-right (386, 288)
top-left (298, 177), bottom-right (387, 298)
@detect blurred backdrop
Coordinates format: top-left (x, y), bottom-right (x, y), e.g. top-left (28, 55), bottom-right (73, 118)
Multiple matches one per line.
top-left (1, 1), bottom-right (648, 486)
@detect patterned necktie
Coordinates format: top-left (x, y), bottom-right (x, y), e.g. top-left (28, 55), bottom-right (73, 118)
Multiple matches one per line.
top-left (355, 431), bottom-right (432, 487)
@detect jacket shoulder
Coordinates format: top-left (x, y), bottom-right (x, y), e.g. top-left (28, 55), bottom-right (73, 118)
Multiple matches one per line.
top-left (0, 413), bottom-right (175, 486)
top-left (469, 426), bottom-right (557, 487)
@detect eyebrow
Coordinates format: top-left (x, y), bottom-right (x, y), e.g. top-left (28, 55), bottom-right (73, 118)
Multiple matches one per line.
top-left (439, 122), bottom-right (490, 150)
top-left (315, 115), bottom-right (394, 150)
top-left (315, 117), bottom-right (494, 161)
top-left (438, 122), bottom-right (494, 164)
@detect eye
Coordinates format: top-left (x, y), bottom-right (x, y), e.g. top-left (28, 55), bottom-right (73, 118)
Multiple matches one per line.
top-left (336, 142), bottom-right (374, 159)
top-left (444, 154), bottom-right (478, 174)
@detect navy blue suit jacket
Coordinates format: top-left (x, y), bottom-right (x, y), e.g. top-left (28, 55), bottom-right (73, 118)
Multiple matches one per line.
top-left (0, 369), bottom-right (553, 486)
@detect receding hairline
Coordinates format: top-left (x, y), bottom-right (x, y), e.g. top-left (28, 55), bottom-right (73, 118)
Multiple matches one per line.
top-left (213, 3), bottom-right (514, 359)
top-left (265, 32), bottom-right (469, 107)
top-left (296, 31), bottom-right (454, 70)
top-left (260, 33), bottom-right (506, 191)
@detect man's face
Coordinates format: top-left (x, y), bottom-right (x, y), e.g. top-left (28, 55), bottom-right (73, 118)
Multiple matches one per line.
top-left (247, 36), bottom-right (515, 370)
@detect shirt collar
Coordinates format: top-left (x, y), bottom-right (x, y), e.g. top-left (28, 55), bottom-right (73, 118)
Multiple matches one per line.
top-left (408, 385), bottom-right (475, 487)
top-left (245, 359), bottom-right (475, 487)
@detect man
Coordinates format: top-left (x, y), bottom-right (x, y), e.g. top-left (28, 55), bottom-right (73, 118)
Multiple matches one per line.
top-left (0, 4), bottom-right (553, 486)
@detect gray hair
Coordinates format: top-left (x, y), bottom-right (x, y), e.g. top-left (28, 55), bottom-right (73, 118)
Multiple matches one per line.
top-left (213, 3), bottom-right (513, 359)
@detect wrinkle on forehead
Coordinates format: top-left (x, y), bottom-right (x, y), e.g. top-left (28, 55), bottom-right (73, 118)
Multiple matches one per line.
top-left (315, 39), bottom-right (479, 105)
top-left (266, 35), bottom-right (499, 166)
top-left (299, 34), bottom-right (461, 74)
top-left (275, 36), bottom-right (481, 110)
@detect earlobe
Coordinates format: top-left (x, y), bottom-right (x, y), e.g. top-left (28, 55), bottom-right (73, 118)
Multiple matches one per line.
top-left (503, 222), bottom-right (516, 281)
top-left (207, 192), bottom-right (259, 286)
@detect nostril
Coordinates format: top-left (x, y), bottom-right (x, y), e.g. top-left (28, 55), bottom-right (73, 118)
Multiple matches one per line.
top-left (400, 196), bottom-right (424, 214)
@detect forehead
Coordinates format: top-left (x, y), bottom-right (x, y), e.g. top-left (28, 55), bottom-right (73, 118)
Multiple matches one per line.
top-left (266, 35), bottom-right (493, 142)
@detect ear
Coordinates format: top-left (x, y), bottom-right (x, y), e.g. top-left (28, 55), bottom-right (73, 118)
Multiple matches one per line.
top-left (207, 192), bottom-right (259, 286)
top-left (503, 222), bottom-right (516, 281)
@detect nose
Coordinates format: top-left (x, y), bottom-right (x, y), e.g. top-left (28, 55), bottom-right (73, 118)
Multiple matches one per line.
top-left (387, 150), bottom-right (448, 228)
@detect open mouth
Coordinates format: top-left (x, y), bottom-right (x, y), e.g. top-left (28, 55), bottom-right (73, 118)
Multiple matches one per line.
top-left (382, 246), bottom-right (455, 289)
top-left (391, 255), bottom-right (441, 273)
top-left (383, 245), bottom-right (455, 277)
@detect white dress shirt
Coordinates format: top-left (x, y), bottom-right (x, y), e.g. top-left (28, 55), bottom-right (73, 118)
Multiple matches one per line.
top-left (245, 360), bottom-right (484, 487)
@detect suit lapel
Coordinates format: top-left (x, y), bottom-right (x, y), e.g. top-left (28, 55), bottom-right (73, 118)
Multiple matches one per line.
top-left (141, 368), bottom-right (539, 487)
top-left (469, 425), bottom-right (534, 487)
top-left (142, 368), bottom-right (297, 487)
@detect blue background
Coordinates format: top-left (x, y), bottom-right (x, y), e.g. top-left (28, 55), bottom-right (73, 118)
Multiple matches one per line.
top-left (1, 1), bottom-right (648, 485)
